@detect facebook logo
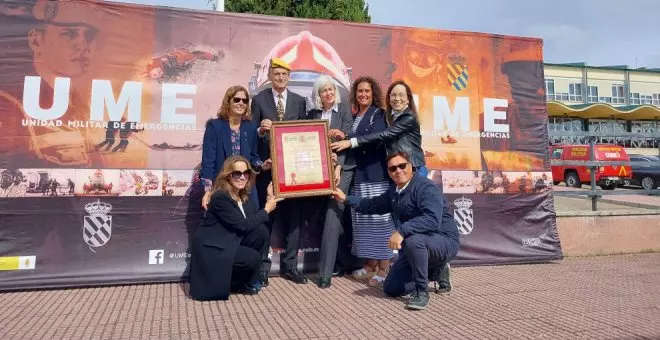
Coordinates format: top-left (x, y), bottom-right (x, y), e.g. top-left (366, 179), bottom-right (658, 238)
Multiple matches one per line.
top-left (148, 249), bottom-right (165, 265)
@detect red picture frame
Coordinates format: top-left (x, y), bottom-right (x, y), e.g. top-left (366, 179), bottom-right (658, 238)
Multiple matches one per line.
top-left (269, 120), bottom-right (336, 198)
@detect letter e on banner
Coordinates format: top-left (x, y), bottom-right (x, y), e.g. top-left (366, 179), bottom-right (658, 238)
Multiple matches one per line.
top-left (161, 84), bottom-right (196, 124)
top-left (484, 98), bottom-right (509, 133)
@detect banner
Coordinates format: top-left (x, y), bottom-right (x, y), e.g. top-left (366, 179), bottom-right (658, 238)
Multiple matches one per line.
top-left (0, 0), bottom-right (561, 290)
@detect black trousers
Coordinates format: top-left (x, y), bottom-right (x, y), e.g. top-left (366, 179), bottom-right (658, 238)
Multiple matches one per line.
top-left (97, 138), bottom-right (115, 151)
top-left (256, 171), bottom-right (302, 274)
top-left (383, 233), bottom-right (459, 296)
top-left (231, 224), bottom-right (269, 291)
top-left (111, 139), bottom-right (129, 152)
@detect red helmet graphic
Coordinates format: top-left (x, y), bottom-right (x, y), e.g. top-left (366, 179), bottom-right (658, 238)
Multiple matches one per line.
top-left (249, 31), bottom-right (352, 97)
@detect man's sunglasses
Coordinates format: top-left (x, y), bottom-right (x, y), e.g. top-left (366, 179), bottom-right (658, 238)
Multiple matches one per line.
top-left (230, 170), bottom-right (251, 180)
top-left (232, 97), bottom-right (249, 104)
top-left (387, 162), bottom-right (409, 173)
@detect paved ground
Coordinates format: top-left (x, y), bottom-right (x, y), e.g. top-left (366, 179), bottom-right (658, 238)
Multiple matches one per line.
top-left (1, 253), bottom-right (659, 340)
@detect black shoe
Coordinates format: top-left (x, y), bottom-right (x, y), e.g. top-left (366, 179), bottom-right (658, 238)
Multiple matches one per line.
top-left (236, 284), bottom-right (259, 296)
top-left (259, 272), bottom-right (269, 288)
top-left (405, 290), bottom-right (430, 310)
top-left (435, 263), bottom-right (452, 294)
top-left (318, 277), bottom-right (331, 289)
top-left (283, 270), bottom-right (308, 284)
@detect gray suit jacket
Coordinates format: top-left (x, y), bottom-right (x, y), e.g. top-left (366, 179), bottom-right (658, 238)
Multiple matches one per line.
top-left (251, 88), bottom-right (308, 161)
top-left (306, 101), bottom-right (355, 170)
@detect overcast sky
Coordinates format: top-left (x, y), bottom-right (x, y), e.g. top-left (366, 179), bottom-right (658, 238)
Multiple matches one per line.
top-left (108, 0), bottom-right (660, 68)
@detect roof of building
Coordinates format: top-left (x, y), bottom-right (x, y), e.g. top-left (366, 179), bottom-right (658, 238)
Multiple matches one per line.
top-left (547, 101), bottom-right (660, 120)
top-left (545, 62), bottom-right (660, 74)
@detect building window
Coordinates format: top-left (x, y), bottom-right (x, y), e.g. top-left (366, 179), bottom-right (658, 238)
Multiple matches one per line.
top-left (611, 85), bottom-right (624, 104)
top-left (599, 96), bottom-right (612, 103)
top-left (548, 117), bottom-right (585, 144)
top-left (641, 95), bottom-right (653, 105)
top-left (630, 92), bottom-right (640, 105)
top-left (653, 93), bottom-right (660, 106)
top-left (568, 83), bottom-right (583, 102)
top-left (545, 79), bottom-right (555, 100)
top-left (587, 86), bottom-right (598, 103)
top-left (631, 121), bottom-right (659, 148)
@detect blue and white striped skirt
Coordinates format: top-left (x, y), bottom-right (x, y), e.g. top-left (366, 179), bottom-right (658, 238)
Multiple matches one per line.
top-left (350, 181), bottom-right (395, 260)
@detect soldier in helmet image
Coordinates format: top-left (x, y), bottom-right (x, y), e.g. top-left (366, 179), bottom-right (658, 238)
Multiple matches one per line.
top-left (0, 0), bottom-right (101, 168)
top-left (0, 0), bottom-right (107, 276)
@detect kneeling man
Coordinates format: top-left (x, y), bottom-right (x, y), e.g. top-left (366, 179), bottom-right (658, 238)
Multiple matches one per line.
top-left (332, 151), bottom-right (459, 310)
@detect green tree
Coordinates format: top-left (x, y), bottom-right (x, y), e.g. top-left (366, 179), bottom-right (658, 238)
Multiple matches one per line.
top-left (225, 0), bottom-right (371, 23)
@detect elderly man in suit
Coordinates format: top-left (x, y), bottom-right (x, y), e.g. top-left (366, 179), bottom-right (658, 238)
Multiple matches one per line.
top-left (305, 75), bottom-right (356, 288)
top-left (251, 58), bottom-right (309, 285)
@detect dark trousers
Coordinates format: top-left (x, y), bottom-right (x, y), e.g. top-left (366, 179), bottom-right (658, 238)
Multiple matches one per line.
top-left (97, 138), bottom-right (115, 151)
top-left (318, 168), bottom-right (358, 278)
top-left (383, 233), bottom-right (459, 296)
top-left (256, 171), bottom-right (302, 273)
top-left (111, 139), bottom-right (128, 152)
top-left (231, 224), bottom-right (269, 291)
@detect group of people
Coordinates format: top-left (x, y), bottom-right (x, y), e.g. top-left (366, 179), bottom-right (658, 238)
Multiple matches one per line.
top-left (188, 58), bottom-right (460, 310)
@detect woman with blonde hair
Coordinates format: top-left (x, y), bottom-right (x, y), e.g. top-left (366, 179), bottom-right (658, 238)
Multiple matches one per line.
top-left (189, 156), bottom-right (282, 301)
top-left (200, 85), bottom-right (269, 211)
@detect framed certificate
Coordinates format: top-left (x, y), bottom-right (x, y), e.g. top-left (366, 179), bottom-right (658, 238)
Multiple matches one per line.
top-left (269, 120), bottom-right (336, 198)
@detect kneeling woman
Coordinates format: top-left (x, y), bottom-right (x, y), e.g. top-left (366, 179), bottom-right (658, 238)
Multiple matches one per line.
top-left (189, 155), bottom-right (282, 301)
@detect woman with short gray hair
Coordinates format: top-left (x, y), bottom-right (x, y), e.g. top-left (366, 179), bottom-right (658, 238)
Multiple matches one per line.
top-left (307, 74), bottom-right (354, 289)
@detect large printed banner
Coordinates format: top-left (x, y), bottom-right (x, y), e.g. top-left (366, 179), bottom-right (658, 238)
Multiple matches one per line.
top-left (0, 0), bottom-right (561, 290)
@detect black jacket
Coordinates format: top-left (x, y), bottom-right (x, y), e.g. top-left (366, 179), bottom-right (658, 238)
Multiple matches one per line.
top-left (189, 191), bottom-right (269, 301)
top-left (250, 88), bottom-right (307, 161)
top-left (355, 108), bottom-right (426, 168)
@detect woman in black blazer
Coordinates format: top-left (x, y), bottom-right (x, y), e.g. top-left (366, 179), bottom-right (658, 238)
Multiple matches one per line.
top-left (189, 155), bottom-right (282, 301)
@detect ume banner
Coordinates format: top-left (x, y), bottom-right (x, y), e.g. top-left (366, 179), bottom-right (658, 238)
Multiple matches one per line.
top-left (0, 0), bottom-right (561, 290)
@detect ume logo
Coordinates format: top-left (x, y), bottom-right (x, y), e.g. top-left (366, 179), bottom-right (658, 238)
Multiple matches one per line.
top-left (21, 76), bottom-right (510, 134)
top-left (22, 76), bottom-right (197, 124)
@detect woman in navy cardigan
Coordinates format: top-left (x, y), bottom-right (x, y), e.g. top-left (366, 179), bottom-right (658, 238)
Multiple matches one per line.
top-left (200, 85), bottom-right (269, 210)
top-left (329, 76), bottom-right (395, 287)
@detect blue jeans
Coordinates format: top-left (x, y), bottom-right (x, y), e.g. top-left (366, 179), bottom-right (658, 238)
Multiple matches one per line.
top-left (414, 165), bottom-right (428, 178)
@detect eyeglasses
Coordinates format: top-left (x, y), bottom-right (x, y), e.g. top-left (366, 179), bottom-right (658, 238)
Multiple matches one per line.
top-left (389, 93), bottom-right (408, 99)
top-left (387, 162), bottom-right (409, 173)
top-left (232, 97), bottom-right (249, 104)
top-left (230, 170), bottom-right (251, 180)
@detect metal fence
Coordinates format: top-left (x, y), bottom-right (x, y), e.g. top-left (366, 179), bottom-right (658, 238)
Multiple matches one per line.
top-left (548, 131), bottom-right (660, 211)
